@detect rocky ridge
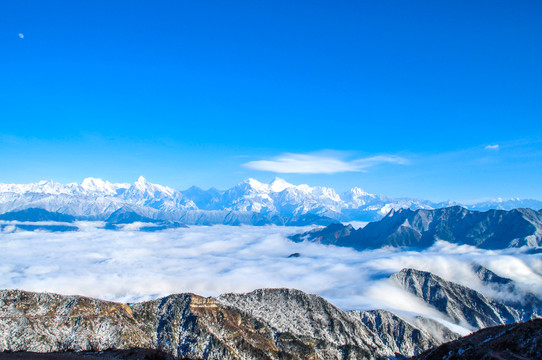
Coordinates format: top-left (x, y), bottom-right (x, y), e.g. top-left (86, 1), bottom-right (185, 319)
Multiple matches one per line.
top-left (291, 206), bottom-right (542, 249)
top-left (0, 285), bottom-right (465, 360)
top-left (391, 268), bottom-right (541, 330)
top-left (414, 318), bottom-right (542, 360)
top-left (353, 310), bottom-right (458, 357)
top-left (2, 266), bottom-right (541, 359)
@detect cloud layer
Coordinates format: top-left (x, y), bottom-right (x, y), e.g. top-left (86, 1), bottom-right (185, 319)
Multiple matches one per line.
top-left (243, 153), bottom-right (408, 174)
top-left (0, 225), bottom-right (540, 327)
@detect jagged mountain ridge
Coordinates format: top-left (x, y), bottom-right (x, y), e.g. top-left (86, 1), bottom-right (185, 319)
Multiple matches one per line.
top-left (391, 268), bottom-right (542, 331)
top-left (291, 206), bottom-right (542, 249)
top-left (472, 264), bottom-right (542, 317)
top-left (0, 287), bottom-right (451, 360)
top-left (2, 267), bottom-right (540, 359)
top-left (0, 177), bottom-right (196, 221)
top-left (351, 309), bottom-right (459, 357)
top-left (1, 177), bottom-right (540, 225)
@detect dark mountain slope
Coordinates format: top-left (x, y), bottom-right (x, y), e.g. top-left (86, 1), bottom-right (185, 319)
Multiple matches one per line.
top-left (104, 208), bottom-right (187, 231)
top-left (390, 268), bottom-right (541, 330)
top-left (291, 206), bottom-right (542, 250)
top-left (414, 318), bottom-right (542, 360)
top-left (0, 289), bottom-right (395, 359)
top-left (352, 309), bottom-right (460, 357)
top-left (0, 208), bottom-right (75, 222)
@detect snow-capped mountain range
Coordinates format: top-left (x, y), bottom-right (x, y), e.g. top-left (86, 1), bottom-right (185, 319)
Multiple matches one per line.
top-left (0, 176), bottom-right (541, 224)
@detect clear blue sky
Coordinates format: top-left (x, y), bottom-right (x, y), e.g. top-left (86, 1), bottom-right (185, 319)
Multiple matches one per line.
top-left (1, 0), bottom-right (541, 201)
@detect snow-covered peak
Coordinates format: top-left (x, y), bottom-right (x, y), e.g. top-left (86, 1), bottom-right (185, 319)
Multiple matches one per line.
top-left (25, 180), bottom-right (67, 194)
top-left (35, 180), bottom-right (64, 193)
top-left (237, 177), bottom-right (306, 194)
top-left (238, 178), bottom-right (268, 192)
top-left (0, 178), bottom-right (120, 196)
top-left (81, 177), bottom-right (105, 188)
top-left (127, 176), bottom-right (176, 198)
top-left (312, 186), bottom-right (342, 202)
top-left (132, 176), bottom-right (157, 192)
top-left (78, 177), bottom-right (126, 195)
top-left (269, 178), bottom-right (293, 193)
top-left (295, 184), bottom-right (314, 193)
top-left (135, 176), bottom-right (150, 189)
top-left (350, 187), bottom-right (370, 197)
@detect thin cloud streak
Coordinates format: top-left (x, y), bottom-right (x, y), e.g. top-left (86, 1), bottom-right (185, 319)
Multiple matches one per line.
top-left (243, 153), bottom-right (409, 174)
top-left (485, 144), bottom-right (500, 150)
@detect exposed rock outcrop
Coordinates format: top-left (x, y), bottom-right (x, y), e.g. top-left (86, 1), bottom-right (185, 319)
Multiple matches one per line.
top-left (414, 318), bottom-right (542, 360)
top-left (390, 268), bottom-right (540, 330)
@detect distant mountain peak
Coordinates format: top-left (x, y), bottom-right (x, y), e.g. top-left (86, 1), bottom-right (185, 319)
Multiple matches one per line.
top-left (81, 177), bottom-right (104, 185)
top-left (350, 187), bottom-right (370, 196)
top-left (78, 177), bottom-right (122, 195)
top-left (135, 175), bottom-right (150, 187)
top-left (130, 176), bottom-right (176, 196)
top-left (242, 177), bottom-right (265, 188)
top-left (269, 177), bottom-right (293, 192)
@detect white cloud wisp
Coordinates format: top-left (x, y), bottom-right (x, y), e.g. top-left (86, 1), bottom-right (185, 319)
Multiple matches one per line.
top-left (243, 153), bottom-right (409, 174)
top-left (485, 144), bottom-right (500, 150)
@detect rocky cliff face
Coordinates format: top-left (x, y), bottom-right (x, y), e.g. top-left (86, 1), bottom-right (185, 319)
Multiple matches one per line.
top-left (472, 264), bottom-right (542, 320)
top-left (0, 290), bottom-right (151, 353)
top-left (352, 310), bottom-right (459, 357)
top-left (291, 206), bottom-right (542, 249)
top-left (0, 289), bottom-right (320, 359)
top-left (2, 268), bottom-right (540, 359)
top-left (217, 288), bottom-right (386, 359)
top-left (0, 286), bottom-right (468, 359)
top-left (1, 288), bottom-right (429, 359)
top-left (390, 268), bottom-right (540, 330)
top-left (219, 288), bottom-right (463, 358)
top-left (414, 318), bottom-right (542, 360)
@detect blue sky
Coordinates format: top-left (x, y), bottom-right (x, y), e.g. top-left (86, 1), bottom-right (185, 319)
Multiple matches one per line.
top-left (1, 0), bottom-right (541, 201)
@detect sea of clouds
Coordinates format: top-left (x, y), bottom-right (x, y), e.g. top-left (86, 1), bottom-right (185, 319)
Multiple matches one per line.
top-left (1, 223), bottom-right (541, 329)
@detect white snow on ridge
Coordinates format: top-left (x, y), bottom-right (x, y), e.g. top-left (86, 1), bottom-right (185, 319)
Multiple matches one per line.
top-left (0, 177), bottom-right (540, 222)
top-left (0, 177), bottom-right (129, 196)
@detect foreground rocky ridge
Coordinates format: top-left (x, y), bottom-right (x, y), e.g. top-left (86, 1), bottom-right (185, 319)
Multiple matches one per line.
top-left (414, 318), bottom-right (542, 360)
top-left (0, 287), bottom-right (459, 359)
top-left (0, 348), bottom-right (177, 359)
top-left (1, 267), bottom-right (540, 359)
